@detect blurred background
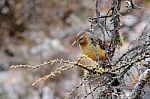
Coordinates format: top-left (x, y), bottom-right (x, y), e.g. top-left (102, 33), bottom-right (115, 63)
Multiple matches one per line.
top-left (0, 0), bottom-right (150, 99)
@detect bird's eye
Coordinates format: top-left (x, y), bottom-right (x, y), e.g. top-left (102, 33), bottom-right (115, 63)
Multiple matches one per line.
top-left (79, 38), bottom-right (83, 41)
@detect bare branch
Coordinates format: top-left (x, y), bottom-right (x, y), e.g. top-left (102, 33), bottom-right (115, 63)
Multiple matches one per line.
top-left (130, 69), bottom-right (150, 99)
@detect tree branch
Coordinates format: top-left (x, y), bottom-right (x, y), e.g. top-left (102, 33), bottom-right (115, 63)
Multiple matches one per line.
top-left (130, 69), bottom-right (150, 99)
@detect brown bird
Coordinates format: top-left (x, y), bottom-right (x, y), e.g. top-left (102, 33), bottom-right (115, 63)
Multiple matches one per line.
top-left (73, 31), bottom-right (105, 62)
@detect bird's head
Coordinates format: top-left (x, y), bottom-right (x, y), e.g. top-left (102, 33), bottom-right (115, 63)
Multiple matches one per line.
top-left (72, 31), bottom-right (89, 46)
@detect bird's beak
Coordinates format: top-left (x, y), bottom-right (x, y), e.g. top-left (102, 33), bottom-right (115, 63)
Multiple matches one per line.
top-left (72, 40), bottom-right (77, 46)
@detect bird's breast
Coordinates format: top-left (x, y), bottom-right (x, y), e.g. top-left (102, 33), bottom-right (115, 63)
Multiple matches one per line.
top-left (79, 44), bottom-right (105, 61)
top-left (79, 43), bottom-right (97, 61)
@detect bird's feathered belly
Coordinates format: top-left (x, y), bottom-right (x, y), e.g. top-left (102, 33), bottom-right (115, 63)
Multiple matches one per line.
top-left (79, 44), bottom-right (105, 61)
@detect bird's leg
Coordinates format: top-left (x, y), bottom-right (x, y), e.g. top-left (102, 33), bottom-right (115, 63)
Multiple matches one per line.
top-left (76, 55), bottom-right (87, 64)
